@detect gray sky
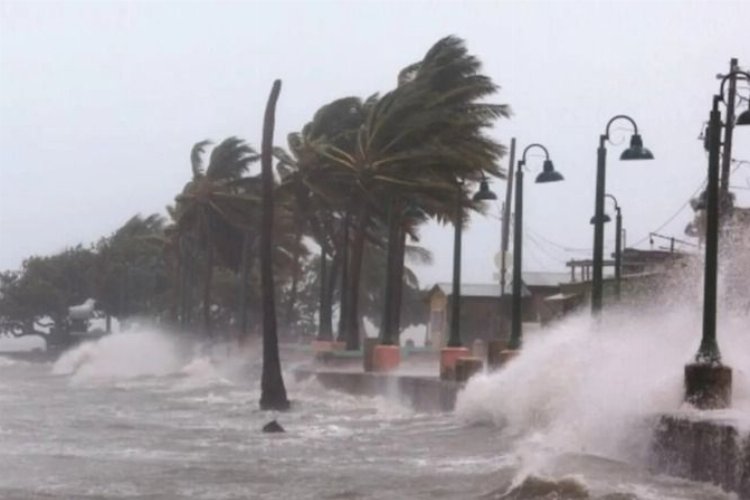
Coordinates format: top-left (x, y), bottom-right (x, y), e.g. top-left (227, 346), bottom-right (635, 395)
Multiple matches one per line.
top-left (1, 0), bottom-right (749, 287)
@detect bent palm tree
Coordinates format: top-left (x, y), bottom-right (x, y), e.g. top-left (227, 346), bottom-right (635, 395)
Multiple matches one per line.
top-left (172, 137), bottom-right (260, 336)
top-left (259, 80), bottom-right (290, 411)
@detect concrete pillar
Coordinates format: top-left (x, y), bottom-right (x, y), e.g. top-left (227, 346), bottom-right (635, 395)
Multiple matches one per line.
top-left (372, 345), bottom-right (400, 373)
top-left (685, 363), bottom-right (732, 409)
top-left (455, 357), bottom-right (483, 383)
top-left (486, 340), bottom-right (507, 370)
top-left (440, 346), bottom-right (470, 380)
top-left (363, 337), bottom-right (378, 372)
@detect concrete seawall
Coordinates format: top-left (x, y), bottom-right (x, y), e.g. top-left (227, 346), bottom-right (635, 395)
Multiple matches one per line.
top-left (295, 366), bottom-right (750, 497)
top-left (294, 368), bottom-right (461, 413)
top-left (650, 412), bottom-right (750, 498)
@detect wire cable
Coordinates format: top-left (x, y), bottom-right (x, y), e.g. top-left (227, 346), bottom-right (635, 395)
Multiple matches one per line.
top-left (630, 178), bottom-right (707, 248)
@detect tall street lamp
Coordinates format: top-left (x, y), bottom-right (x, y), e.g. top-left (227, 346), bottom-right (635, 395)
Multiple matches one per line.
top-left (685, 68), bottom-right (750, 409)
top-left (440, 178), bottom-right (497, 380)
top-left (506, 144), bottom-right (564, 353)
top-left (591, 116), bottom-right (653, 314)
top-left (590, 193), bottom-right (623, 300)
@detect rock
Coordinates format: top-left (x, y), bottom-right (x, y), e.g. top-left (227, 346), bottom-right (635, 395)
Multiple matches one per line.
top-left (262, 420), bottom-right (285, 433)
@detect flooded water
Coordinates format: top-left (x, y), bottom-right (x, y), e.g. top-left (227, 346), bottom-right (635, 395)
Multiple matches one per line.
top-left (0, 324), bottom-right (743, 500)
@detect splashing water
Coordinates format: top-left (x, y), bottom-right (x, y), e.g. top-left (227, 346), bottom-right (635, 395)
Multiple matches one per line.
top-left (53, 329), bottom-right (190, 383)
top-left (456, 303), bottom-right (750, 480)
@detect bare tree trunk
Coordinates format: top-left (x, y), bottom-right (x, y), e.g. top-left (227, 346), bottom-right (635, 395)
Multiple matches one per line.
top-left (202, 229), bottom-right (214, 338)
top-left (380, 202), bottom-right (402, 345)
top-left (319, 249), bottom-right (339, 340)
top-left (345, 200), bottom-right (368, 351)
top-left (391, 221), bottom-right (407, 344)
top-left (283, 232), bottom-right (303, 334)
top-left (337, 212), bottom-right (350, 343)
top-left (259, 79), bottom-right (290, 411)
top-left (317, 246), bottom-right (331, 340)
top-left (238, 231), bottom-right (250, 337)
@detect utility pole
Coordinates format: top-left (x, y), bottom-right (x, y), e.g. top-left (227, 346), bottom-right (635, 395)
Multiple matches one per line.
top-left (500, 138), bottom-right (516, 296)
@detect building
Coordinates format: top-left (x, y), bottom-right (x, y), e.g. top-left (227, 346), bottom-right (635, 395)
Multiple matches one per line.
top-left (425, 272), bottom-right (571, 348)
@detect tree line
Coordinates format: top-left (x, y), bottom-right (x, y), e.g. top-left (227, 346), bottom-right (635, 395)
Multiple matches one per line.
top-left (0, 36), bottom-right (510, 409)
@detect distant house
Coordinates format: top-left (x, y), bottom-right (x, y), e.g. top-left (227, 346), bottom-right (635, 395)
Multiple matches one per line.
top-left (425, 272), bottom-right (571, 348)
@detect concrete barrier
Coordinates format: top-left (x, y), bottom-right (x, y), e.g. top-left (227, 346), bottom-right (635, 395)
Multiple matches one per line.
top-left (650, 412), bottom-right (750, 498)
top-left (294, 368), bottom-right (461, 412)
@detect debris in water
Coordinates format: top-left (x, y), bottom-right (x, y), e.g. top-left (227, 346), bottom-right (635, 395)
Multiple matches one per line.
top-left (262, 420), bottom-right (285, 433)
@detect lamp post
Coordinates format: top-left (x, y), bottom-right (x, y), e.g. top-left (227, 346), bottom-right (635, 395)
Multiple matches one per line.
top-left (685, 68), bottom-right (750, 409)
top-left (590, 194), bottom-right (622, 300)
top-left (609, 195), bottom-right (623, 301)
top-left (506, 144), bottom-right (564, 353)
top-left (446, 178), bottom-right (497, 347)
top-left (439, 178), bottom-right (497, 380)
top-left (591, 116), bottom-right (653, 314)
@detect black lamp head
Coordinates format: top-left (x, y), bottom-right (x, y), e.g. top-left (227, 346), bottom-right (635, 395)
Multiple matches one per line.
top-left (620, 133), bottom-right (654, 160)
top-left (473, 179), bottom-right (498, 202)
top-left (535, 159), bottom-right (564, 183)
top-left (736, 107), bottom-right (750, 126)
top-left (590, 213), bottom-right (612, 225)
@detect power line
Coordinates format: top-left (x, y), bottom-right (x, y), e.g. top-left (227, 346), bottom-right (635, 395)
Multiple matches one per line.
top-left (630, 178), bottom-right (707, 248)
top-left (525, 232), bottom-right (569, 266)
top-left (526, 225), bottom-right (594, 253)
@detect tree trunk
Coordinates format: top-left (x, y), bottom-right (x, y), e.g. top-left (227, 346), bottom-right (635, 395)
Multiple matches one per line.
top-left (317, 246), bottom-right (332, 340)
top-left (337, 211), bottom-right (350, 343)
top-left (390, 221), bottom-right (407, 344)
top-left (180, 237), bottom-right (193, 330)
top-left (202, 229), bottom-right (214, 338)
top-left (345, 200), bottom-right (369, 351)
top-left (319, 248), bottom-right (339, 340)
top-left (238, 231), bottom-right (250, 337)
top-left (259, 79), bottom-right (290, 411)
top-left (379, 201), bottom-right (403, 345)
top-left (283, 232), bottom-right (304, 334)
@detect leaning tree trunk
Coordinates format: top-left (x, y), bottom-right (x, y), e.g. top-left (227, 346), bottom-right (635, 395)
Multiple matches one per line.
top-left (345, 199), bottom-right (369, 351)
top-left (259, 79), bottom-right (290, 411)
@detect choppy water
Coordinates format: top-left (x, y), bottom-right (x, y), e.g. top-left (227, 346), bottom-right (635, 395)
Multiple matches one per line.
top-left (0, 324), bottom-right (742, 500)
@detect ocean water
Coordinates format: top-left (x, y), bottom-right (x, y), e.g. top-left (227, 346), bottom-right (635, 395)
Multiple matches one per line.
top-left (0, 323), bottom-right (742, 500)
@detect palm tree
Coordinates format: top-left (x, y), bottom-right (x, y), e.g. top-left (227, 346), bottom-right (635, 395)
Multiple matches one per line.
top-left (172, 137), bottom-right (260, 336)
top-left (314, 36), bottom-right (509, 349)
top-left (259, 79), bottom-right (290, 411)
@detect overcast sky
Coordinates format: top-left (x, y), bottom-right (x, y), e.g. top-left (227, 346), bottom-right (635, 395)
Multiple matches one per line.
top-left (1, 0), bottom-right (749, 287)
